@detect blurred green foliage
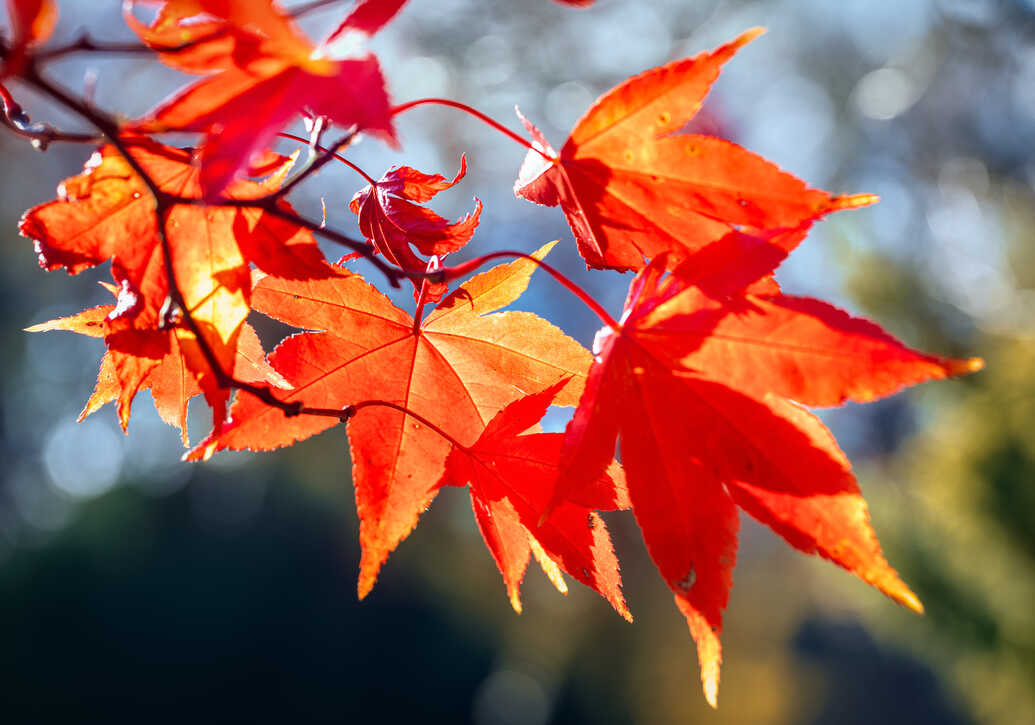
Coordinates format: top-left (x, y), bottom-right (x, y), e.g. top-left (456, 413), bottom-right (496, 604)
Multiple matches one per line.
top-left (848, 202), bottom-right (1035, 724)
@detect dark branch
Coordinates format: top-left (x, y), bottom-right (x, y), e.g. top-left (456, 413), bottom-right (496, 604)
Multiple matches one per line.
top-left (36, 28), bottom-right (232, 62)
top-left (3, 55), bottom-right (540, 433)
top-left (12, 61), bottom-right (405, 423)
top-left (0, 81), bottom-right (100, 148)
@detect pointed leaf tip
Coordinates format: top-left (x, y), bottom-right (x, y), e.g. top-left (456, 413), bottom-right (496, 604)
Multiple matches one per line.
top-left (831, 193), bottom-right (880, 210)
top-left (902, 589), bottom-right (925, 615)
top-left (956, 357), bottom-right (985, 374)
top-left (870, 566), bottom-right (924, 614)
top-left (515, 27), bottom-right (871, 272)
top-left (357, 566), bottom-right (377, 601)
top-left (734, 26), bottom-right (767, 48)
top-left (704, 675), bottom-right (719, 709)
top-left (616, 600), bottom-right (633, 624)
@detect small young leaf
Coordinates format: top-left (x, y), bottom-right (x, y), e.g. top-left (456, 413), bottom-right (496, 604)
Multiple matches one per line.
top-left (350, 156), bottom-right (482, 302)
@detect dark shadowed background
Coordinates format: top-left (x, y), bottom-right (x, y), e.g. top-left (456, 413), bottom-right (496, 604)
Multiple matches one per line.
top-left (2, 1), bottom-right (1033, 723)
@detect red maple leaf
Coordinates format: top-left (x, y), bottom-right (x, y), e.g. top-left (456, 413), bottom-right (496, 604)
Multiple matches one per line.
top-left (546, 245), bottom-right (982, 706)
top-left (19, 137), bottom-right (328, 393)
top-left (130, 0), bottom-right (402, 198)
top-left (513, 29), bottom-right (875, 271)
top-left (3, 6), bottom-right (989, 709)
top-left (27, 294), bottom-right (287, 444)
top-left (193, 244), bottom-right (593, 598)
top-left (349, 155), bottom-right (482, 302)
top-left (439, 378), bottom-right (630, 617)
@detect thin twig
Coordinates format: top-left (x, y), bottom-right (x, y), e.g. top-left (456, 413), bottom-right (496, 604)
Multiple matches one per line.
top-left (3, 77), bottom-right (396, 282)
top-left (6, 55), bottom-right (592, 433)
top-left (341, 400), bottom-right (470, 451)
top-left (277, 131), bottom-right (378, 185)
top-left (441, 251), bottom-right (621, 331)
top-left (392, 97), bottom-right (551, 160)
top-left (38, 37), bottom-right (160, 61)
top-left (273, 130), bottom-right (357, 200)
top-left (35, 0), bottom-right (346, 62)
top-left (0, 81), bottom-right (100, 147)
top-left (155, 191), bottom-right (400, 284)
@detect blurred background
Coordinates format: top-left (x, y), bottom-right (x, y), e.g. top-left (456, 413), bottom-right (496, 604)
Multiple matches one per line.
top-left (2, 0), bottom-right (1033, 722)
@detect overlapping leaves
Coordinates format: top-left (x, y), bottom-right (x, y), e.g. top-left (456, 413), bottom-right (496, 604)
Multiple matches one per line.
top-left (129, 0), bottom-right (405, 198)
top-left (9, 9), bottom-right (985, 711)
top-left (439, 377), bottom-right (630, 616)
top-left (546, 236), bottom-right (980, 704)
top-left (21, 137), bottom-right (327, 441)
top-left (195, 244), bottom-right (602, 600)
top-left (27, 291), bottom-right (288, 443)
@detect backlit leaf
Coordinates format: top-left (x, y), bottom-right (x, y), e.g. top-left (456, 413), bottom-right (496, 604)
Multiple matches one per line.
top-left (549, 252), bottom-right (979, 705)
top-left (195, 243), bottom-right (592, 598)
top-left (514, 29), bottom-right (876, 271)
top-left (349, 155), bottom-right (482, 302)
top-left (440, 380), bottom-right (629, 618)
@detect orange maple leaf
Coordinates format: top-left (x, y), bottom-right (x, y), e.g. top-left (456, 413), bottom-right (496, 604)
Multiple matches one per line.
top-left (20, 137), bottom-right (328, 398)
top-left (513, 29), bottom-right (875, 271)
top-left (27, 296), bottom-right (287, 444)
top-left (193, 243), bottom-right (592, 598)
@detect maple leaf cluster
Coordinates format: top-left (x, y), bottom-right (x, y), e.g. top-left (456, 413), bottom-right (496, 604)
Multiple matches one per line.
top-left (2, 0), bottom-right (982, 706)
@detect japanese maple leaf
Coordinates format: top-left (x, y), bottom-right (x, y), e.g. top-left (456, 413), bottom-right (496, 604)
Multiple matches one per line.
top-left (439, 378), bottom-right (630, 617)
top-left (19, 137), bottom-right (328, 393)
top-left (27, 297), bottom-right (287, 444)
top-left (130, 0), bottom-right (404, 198)
top-left (193, 243), bottom-right (593, 599)
top-left (349, 155), bottom-right (482, 302)
top-left (547, 246), bottom-right (982, 707)
top-left (513, 28), bottom-right (875, 272)
top-left (2, 0), bottom-right (57, 76)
